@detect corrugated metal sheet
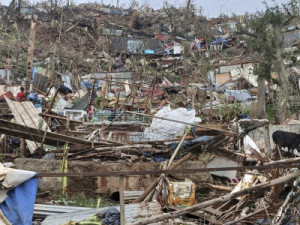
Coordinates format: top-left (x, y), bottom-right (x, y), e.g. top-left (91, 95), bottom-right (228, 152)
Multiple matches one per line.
top-left (34, 204), bottom-right (93, 218)
top-left (81, 72), bottom-right (133, 87)
top-left (33, 73), bottom-right (49, 92)
top-left (110, 37), bottom-right (163, 54)
top-left (72, 92), bottom-right (89, 110)
top-left (220, 64), bottom-right (241, 73)
top-left (284, 30), bottom-right (300, 47)
top-left (103, 28), bottom-right (123, 36)
top-left (5, 97), bottom-right (50, 153)
top-left (41, 202), bottom-right (162, 225)
top-left (128, 40), bottom-right (144, 54)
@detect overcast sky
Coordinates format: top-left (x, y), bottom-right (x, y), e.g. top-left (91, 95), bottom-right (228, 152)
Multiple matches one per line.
top-left (1, 0), bottom-right (291, 18)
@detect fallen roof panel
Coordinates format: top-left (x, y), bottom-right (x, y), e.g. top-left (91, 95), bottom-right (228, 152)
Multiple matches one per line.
top-left (41, 202), bottom-right (162, 225)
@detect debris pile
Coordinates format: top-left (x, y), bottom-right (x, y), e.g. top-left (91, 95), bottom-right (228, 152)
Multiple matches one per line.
top-left (0, 0), bottom-right (299, 224)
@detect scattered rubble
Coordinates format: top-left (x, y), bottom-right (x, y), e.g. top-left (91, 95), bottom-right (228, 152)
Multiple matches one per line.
top-left (0, 0), bottom-right (299, 225)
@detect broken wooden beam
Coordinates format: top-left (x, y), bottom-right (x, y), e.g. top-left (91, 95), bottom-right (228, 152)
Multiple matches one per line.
top-left (128, 171), bottom-right (300, 225)
top-left (208, 184), bottom-right (234, 192)
top-left (46, 88), bottom-right (59, 114)
top-left (0, 119), bottom-right (105, 147)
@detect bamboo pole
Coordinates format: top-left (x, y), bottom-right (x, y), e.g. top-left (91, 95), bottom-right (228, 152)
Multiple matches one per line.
top-left (167, 126), bottom-right (191, 168)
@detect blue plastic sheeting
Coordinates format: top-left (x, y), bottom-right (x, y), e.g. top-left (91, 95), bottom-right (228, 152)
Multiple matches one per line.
top-left (81, 81), bottom-right (93, 89)
top-left (169, 136), bottom-right (214, 150)
top-left (0, 174), bottom-right (38, 225)
top-left (28, 92), bottom-right (39, 101)
top-left (225, 89), bottom-right (252, 102)
top-left (141, 151), bottom-right (167, 162)
top-left (32, 67), bottom-right (37, 80)
top-left (213, 37), bottom-right (227, 44)
top-left (239, 113), bottom-right (250, 120)
top-left (144, 49), bottom-right (155, 54)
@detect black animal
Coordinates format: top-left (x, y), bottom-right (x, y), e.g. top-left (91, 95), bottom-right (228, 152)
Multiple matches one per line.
top-left (272, 130), bottom-right (300, 151)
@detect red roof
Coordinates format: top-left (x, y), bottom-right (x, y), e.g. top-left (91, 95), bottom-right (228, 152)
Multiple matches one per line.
top-left (156, 34), bottom-right (168, 40)
top-left (0, 91), bottom-right (14, 100)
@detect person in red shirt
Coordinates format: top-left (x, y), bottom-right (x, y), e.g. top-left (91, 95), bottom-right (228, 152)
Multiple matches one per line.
top-left (200, 37), bottom-right (204, 48)
top-left (17, 87), bottom-right (25, 102)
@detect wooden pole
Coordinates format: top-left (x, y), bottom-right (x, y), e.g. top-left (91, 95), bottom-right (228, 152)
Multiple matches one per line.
top-left (46, 88), bottom-right (59, 114)
top-left (100, 80), bottom-right (107, 110)
top-left (131, 86), bottom-right (138, 108)
top-left (25, 18), bottom-right (37, 95)
top-left (167, 127), bottom-right (191, 168)
top-left (208, 184), bottom-right (233, 192)
top-left (89, 80), bottom-right (96, 106)
top-left (20, 138), bottom-right (26, 157)
top-left (115, 83), bottom-right (122, 110)
top-left (129, 171), bottom-right (300, 225)
top-left (119, 174), bottom-right (125, 225)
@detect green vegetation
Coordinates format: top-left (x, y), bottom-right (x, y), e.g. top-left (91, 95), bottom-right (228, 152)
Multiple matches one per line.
top-left (54, 192), bottom-right (115, 208)
top-left (218, 101), bottom-right (254, 120)
top-left (266, 103), bottom-right (276, 122)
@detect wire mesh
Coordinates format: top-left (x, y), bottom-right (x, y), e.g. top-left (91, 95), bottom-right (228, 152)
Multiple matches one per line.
top-left (93, 110), bottom-right (145, 123)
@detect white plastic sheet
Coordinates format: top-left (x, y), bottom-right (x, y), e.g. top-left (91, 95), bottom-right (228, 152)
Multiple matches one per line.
top-left (144, 105), bottom-right (196, 141)
top-left (243, 135), bottom-right (262, 155)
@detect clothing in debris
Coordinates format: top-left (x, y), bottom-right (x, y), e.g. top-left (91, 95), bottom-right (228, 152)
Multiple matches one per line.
top-left (101, 208), bottom-right (120, 225)
top-left (17, 87), bottom-right (24, 102)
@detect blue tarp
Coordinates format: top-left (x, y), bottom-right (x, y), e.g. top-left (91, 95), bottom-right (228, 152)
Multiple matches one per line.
top-left (81, 81), bottom-right (93, 89)
top-left (213, 37), bottom-right (228, 44)
top-left (0, 174), bottom-right (38, 225)
top-left (144, 49), bottom-right (155, 54)
top-left (141, 151), bottom-right (167, 162)
top-left (169, 136), bottom-right (214, 150)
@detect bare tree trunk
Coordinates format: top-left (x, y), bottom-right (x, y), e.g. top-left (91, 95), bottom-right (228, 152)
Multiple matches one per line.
top-left (186, 0), bottom-right (192, 12)
top-left (257, 76), bottom-right (266, 119)
top-left (274, 25), bottom-right (289, 124)
top-left (25, 19), bottom-right (36, 95)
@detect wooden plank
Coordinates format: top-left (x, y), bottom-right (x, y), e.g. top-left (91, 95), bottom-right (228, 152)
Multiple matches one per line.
top-left (0, 119), bottom-right (107, 147)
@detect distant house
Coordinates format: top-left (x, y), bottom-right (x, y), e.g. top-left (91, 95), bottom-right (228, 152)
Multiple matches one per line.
top-left (0, 5), bottom-right (7, 20)
top-left (110, 37), bottom-right (164, 55)
top-left (283, 30), bottom-right (300, 47)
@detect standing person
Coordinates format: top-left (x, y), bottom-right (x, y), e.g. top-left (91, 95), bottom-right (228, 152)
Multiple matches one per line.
top-left (17, 87), bottom-right (25, 102)
top-left (200, 37), bottom-right (204, 48)
top-left (86, 104), bottom-right (95, 122)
